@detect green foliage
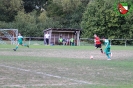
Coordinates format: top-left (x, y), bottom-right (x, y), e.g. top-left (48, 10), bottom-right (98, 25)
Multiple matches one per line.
top-left (37, 11), bottom-right (61, 32)
top-left (81, 0), bottom-right (116, 38)
top-left (14, 10), bottom-right (60, 37)
top-left (14, 11), bottom-right (38, 36)
top-left (46, 0), bottom-right (86, 28)
top-left (81, 0), bottom-right (133, 45)
top-left (0, 0), bottom-right (133, 42)
top-left (53, 0), bottom-right (81, 12)
top-left (0, 21), bottom-right (15, 29)
top-left (0, 0), bottom-right (23, 22)
top-left (22, 0), bottom-right (48, 13)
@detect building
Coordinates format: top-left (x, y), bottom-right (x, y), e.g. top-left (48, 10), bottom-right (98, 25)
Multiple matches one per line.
top-left (44, 28), bottom-right (81, 46)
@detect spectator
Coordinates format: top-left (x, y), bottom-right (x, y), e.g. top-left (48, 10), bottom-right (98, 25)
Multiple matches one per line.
top-left (63, 38), bottom-right (67, 46)
top-left (44, 32), bottom-right (50, 45)
top-left (70, 37), bottom-right (74, 46)
top-left (58, 36), bottom-right (63, 45)
top-left (66, 38), bottom-right (70, 45)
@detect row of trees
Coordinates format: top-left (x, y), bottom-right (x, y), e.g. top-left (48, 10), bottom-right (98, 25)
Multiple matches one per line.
top-left (81, 0), bottom-right (133, 39)
top-left (0, 0), bottom-right (133, 42)
top-left (81, 0), bottom-right (133, 44)
top-left (0, 0), bottom-right (88, 37)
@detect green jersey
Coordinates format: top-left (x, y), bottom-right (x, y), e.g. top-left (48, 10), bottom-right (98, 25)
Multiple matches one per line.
top-left (70, 38), bottom-right (74, 42)
top-left (105, 39), bottom-right (110, 48)
top-left (59, 38), bottom-right (63, 42)
top-left (18, 36), bottom-right (23, 44)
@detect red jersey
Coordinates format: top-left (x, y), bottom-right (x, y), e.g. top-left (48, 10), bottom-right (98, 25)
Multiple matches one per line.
top-left (95, 37), bottom-right (101, 44)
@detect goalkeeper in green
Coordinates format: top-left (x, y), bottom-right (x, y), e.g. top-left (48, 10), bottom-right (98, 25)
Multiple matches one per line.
top-left (103, 38), bottom-right (112, 60)
top-left (13, 33), bottom-right (29, 51)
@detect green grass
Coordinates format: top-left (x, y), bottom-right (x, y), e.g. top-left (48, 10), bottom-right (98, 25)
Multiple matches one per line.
top-left (0, 45), bottom-right (133, 88)
top-left (0, 55), bottom-right (133, 88)
top-left (0, 44), bottom-right (133, 50)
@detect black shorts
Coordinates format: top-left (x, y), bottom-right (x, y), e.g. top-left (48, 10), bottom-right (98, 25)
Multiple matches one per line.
top-left (95, 44), bottom-right (101, 48)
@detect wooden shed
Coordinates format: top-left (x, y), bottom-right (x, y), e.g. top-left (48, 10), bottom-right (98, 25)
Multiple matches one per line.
top-left (44, 28), bottom-right (81, 46)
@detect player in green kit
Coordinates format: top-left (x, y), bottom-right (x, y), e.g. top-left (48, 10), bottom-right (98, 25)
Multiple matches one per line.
top-left (13, 33), bottom-right (29, 51)
top-left (103, 38), bottom-right (112, 60)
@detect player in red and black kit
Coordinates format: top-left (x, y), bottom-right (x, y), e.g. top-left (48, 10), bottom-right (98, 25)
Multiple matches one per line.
top-left (94, 34), bottom-right (103, 53)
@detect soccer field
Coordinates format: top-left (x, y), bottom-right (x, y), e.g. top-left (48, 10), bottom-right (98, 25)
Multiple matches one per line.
top-left (0, 45), bottom-right (133, 88)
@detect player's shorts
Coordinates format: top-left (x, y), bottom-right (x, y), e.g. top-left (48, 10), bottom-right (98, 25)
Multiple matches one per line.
top-left (95, 44), bottom-right (101, 48)
top-left (104, 48), bottom-right (110, 54)
top-left (18, 42), bottom-right (23, 45)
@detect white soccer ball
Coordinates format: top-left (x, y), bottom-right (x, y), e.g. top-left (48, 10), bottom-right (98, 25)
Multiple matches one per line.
top-left (90, 55), bottom-right (93, 59)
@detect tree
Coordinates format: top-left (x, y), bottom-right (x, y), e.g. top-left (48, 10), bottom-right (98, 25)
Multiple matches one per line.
top-left (46, 0), bottom-right (84, 28)
top-left (37, 11), bottom-right (60, 34)
top-left (14, 11), bottom-right (38, 37)
top-left (0, 0), bottom-right (23, 22)
top-left (81, 0), bottom-right (133, 45)
top-left (81, 0), bottom-right (121, 38)
top-left (53, 0), bottom-right (81, 12)
top-left (22, 0), bottom-right (48, 13)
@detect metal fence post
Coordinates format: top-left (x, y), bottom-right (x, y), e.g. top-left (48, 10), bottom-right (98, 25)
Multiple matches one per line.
top-left (125, 40), bottom-right (127, 47)
top-left (110, 39), bottom-right (112, 46)
top-left (29, 37), bottom-right (31, 45)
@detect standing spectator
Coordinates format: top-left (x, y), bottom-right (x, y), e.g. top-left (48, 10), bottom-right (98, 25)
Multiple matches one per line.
top-left (45, 32), bottom-right (50, 45)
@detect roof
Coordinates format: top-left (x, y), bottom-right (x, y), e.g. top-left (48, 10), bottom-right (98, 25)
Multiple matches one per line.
top-left (0, 29), bottom-right (18, 31)
top-left (44, 28), bottom-right (81, 32)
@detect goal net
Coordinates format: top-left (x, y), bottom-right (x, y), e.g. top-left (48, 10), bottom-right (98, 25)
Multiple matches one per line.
top-left (0, 29), bottom-right (18, 45)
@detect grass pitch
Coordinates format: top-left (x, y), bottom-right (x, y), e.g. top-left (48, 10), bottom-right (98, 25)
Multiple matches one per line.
top-left (0, 45), bottom-right (133, 88)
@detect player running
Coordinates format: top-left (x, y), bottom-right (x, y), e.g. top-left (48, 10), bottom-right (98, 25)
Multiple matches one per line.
top-left (13, 33), bottom-right (29, 51)
top-left (103, 38), bottom-right (112, 60)
top-left (94, 34), bottom-right (103, 53)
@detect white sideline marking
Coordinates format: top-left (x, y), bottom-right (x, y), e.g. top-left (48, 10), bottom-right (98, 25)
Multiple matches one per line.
top-left (0, 64), bottom-right (92, 85)
top-left (3, 83), bottom-right (79, 87)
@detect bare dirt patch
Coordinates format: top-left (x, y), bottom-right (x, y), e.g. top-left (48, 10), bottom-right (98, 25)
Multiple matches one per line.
top-left (0, 48), bottom-right (133, 60)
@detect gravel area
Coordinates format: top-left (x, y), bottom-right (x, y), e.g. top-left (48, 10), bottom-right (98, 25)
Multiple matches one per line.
top-left (0, 48), bottom-right (133, 60)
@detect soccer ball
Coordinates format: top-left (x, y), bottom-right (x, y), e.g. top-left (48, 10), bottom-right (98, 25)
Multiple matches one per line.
top-left (90, 55), bottom-right (93, 59)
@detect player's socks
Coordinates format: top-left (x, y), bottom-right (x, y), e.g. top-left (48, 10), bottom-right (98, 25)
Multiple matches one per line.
top-left (15, 46), bottom-right (18, 50)
top-left (107, 52), bottom-right (111, 57)
top-left (24, 44), bottom-right (29, 48)
top-left (100, 49), bottom-right (103, 53)
top-left (106, 54), bottom-right (111, 59)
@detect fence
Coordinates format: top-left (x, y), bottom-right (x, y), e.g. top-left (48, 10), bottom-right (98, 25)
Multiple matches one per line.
top-left (80, 38), bottom-right (133, 46)
top-left (0, 37), bottom-right (133, 46)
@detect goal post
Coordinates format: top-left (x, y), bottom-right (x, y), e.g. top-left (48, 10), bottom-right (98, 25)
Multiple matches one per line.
top-left (0, 29), bottom-right (18, 45)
